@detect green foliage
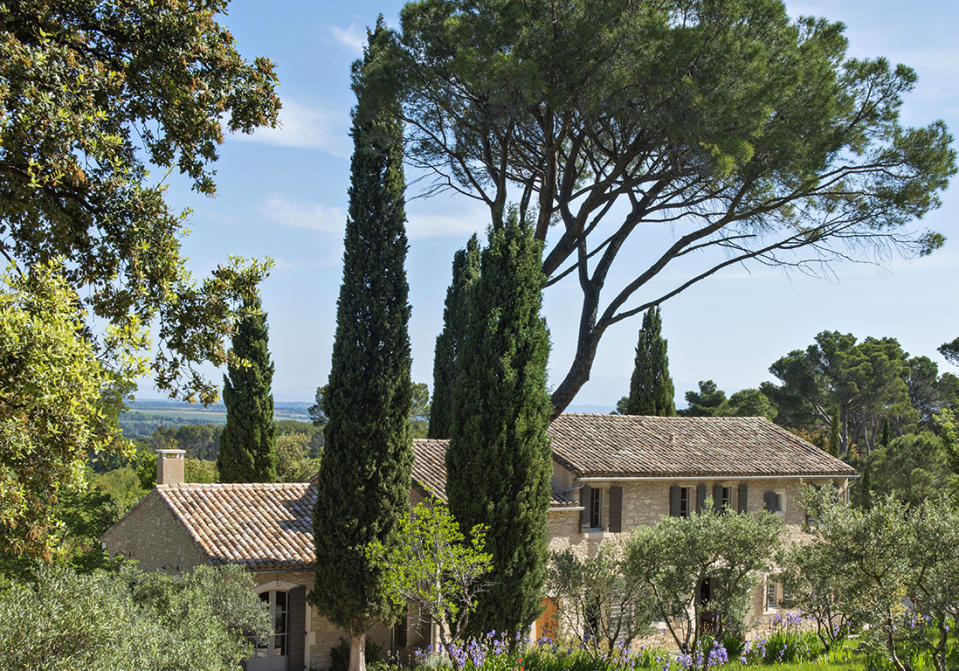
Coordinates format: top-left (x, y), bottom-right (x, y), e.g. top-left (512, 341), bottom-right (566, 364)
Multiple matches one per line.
top-left (275, 433), bottom-right (321, 483)
top-left (625, 501), bottom-right (783, 656)
top-left (0, 0), bottom-right (279, 403)
top-left (396, 0), bottom-right (955, 415)
top-left (430, 235), bottom-right (481, 438)
top-left (763, 332), bottom-right (925, 457)
top-left (623, 307), bottom-right (676, 416)
top-left (368, 502), bottom-right (492, 650)
top-left (88, 466), bottom-right (147, 516)
top-left (780, 529), bottom-right (853, 653)
top-left (727, 389), bottom-right (778, 421)
top-left (674, 382), bottom-right (777, 419)
top-left (547, 544), bottom-right (655, 651)
top-left (150, 423), bottom-right (224, 461)
top-left (329, 638), bottom-right (388, 671)
top-left (446, 209), bottom-right (553, 638)
top-left (0, 262), bottom-right (145, 559)
top-left (411, 382), bottom-right (432, 438)
top-left (309, 384), bottom-right (328, 426)
top-left (0, 563), bottom-right (270, 671)
top-left (828, 407), bottom-right (841, 458)
top-left (217, 295), bottom-right (278, 483)
top-left (939, 338), bottom-right (959, 366)
top-left (312, 19), bottom-right (414, 646)
top-left (865, 432), bottom-right (959, 507)
top-left (679, 381), bottom-right (729, 417)
top-left (134, 451), bottom-right (216, 487)
top-left (800, 489), bottom-right (959, 671)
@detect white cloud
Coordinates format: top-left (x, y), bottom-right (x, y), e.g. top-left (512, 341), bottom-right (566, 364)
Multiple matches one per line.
top-left (405, 207), bottom-right (489, 240)
top-left (262, 194), bottom-right (346, 234)
top-left (331, 23), bottom-right (366, 54)
top-left (262, 194), bottom-right (490, 241)
top-left (231, 100), bottom-right (350, 157)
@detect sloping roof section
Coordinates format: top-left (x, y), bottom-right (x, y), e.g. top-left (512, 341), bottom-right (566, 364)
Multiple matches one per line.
top-left (156, 483), bottom-right (316, 570)
top-left (144, 416), bottom-right (852, 570)
top-left (548, 414), bottom-right (857, 478)
top-left (411, 438), bottom-right (578, 508)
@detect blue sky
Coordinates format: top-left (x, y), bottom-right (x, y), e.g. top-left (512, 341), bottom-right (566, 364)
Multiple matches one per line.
top-left (144, 1), bottom-right (959, 409)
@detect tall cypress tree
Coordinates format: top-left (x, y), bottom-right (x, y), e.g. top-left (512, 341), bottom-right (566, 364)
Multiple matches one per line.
top-left (446, 209), bottom-right (552, 638)
top-left (217, 295), bottom-right (277, 483)
top-left (428, 234), bottom-right (480, 438)
top-left (623, 307), bottom-right (676, 416)
top-left (311, 20), bottom-right (412, 671)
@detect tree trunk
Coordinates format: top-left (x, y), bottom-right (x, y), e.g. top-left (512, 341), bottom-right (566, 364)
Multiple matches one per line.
top-left (349, 630), bottom-right (366, 671)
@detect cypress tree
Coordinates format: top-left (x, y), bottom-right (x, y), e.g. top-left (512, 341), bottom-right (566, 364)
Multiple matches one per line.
top-left (623, 307), bottom-right (676, 416)
top-left (827, 405), bottom-right (841, 458)
top-left (311, 21), bottom-right (413, 671)
top-left (428, 235), bottom-right (480, 438)
top-left (446, 209), bottom-right (553, 638)
top-left (217, 295), bottom-right (277, 482)
top-left (880, 416), bottom-right (891, 449)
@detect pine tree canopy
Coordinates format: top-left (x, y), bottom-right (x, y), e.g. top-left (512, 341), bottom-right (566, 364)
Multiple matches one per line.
top-left (446, 209), bottom-right (553, 638)
top-left (429, 234), bottom-right (480, 439)
top-left (311, 19), bottom-right (414, 640)
top-left (217, 295), bottom-right (277, 483)
top-left (624, 307), bottom-right (676, 416)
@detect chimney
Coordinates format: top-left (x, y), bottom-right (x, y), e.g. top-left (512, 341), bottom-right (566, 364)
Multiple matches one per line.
top-left (156, 449), bottom-right (186, 485)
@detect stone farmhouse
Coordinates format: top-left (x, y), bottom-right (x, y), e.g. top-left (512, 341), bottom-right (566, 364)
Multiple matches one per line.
top-left (101, 414), bottom-right (855, 671)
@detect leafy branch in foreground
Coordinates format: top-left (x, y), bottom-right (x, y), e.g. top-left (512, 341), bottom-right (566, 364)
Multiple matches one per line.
top-left (368, 502), bottom-right (492, 652)
top-left (0, 261), bottom-right (146, 559)
top-left (0, 0), bottom-right (281, 402)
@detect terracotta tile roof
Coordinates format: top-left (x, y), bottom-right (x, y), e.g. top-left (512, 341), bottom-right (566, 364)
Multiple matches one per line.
top-left (156, 483), bottom-right (316, 570)
top-left (411, 439), bottom-right (578, 508)
top-left (146, 416), bottom-right (851, 569)
top-left (548, 414), bottom-right (857, 478)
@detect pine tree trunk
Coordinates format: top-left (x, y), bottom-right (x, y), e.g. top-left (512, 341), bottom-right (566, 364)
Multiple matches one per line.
top-left (349, 630), bottom-right (366, 671)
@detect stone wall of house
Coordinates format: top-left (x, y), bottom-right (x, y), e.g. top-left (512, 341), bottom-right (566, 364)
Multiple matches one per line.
top-left (251, 570), bottom-right (393, 671)
top-left (100, 491), bottom-right (208, 573)
top-left (545, 472), bottom-right (851, 630)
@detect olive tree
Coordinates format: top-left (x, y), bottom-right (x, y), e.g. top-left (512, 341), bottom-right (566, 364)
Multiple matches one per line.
top-left (801, 488), bottom-right (959, 671)
top-left (624, 503), bottom-right (783, 660)
top-left (547, 542), bottom-right (655, 651)
top-left (0, 563), bottom-right (270, 671)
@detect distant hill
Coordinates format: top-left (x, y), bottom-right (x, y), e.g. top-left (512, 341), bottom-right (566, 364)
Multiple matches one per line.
top-left (118, 398), bottom-right (313, 439)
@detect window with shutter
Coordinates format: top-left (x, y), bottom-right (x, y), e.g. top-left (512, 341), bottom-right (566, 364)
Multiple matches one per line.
top-left (580, 485), bottom-right (592, 531)
top-left (607, 486), bottom-right (623, 533)
top-left (287, 586), bottom-right (306, 670)
top-left (696, 484), bottom-right (707, 513)
top-left (589, 487), bottom-right (603, 529)
top-left (738, 483), bottom-right (748, 513)
top-left (669, 485), bottom-right (681, 517)
top-left (679, 487), bottom-right (690, 518)
top-left (763, 490), bottom-right (784, 514)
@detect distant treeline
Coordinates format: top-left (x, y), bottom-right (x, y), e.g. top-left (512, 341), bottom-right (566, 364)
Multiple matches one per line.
top-left (118, 400), bottom-right (314, 439)
top-left (119, 412), bottom-right (223, 439)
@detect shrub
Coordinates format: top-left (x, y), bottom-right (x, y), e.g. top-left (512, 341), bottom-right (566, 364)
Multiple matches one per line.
top-left (0, 563), bottom-right (269, 671)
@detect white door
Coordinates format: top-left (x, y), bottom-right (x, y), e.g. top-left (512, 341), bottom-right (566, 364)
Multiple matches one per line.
top-left (248, 590), bottom-right (289, 671)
